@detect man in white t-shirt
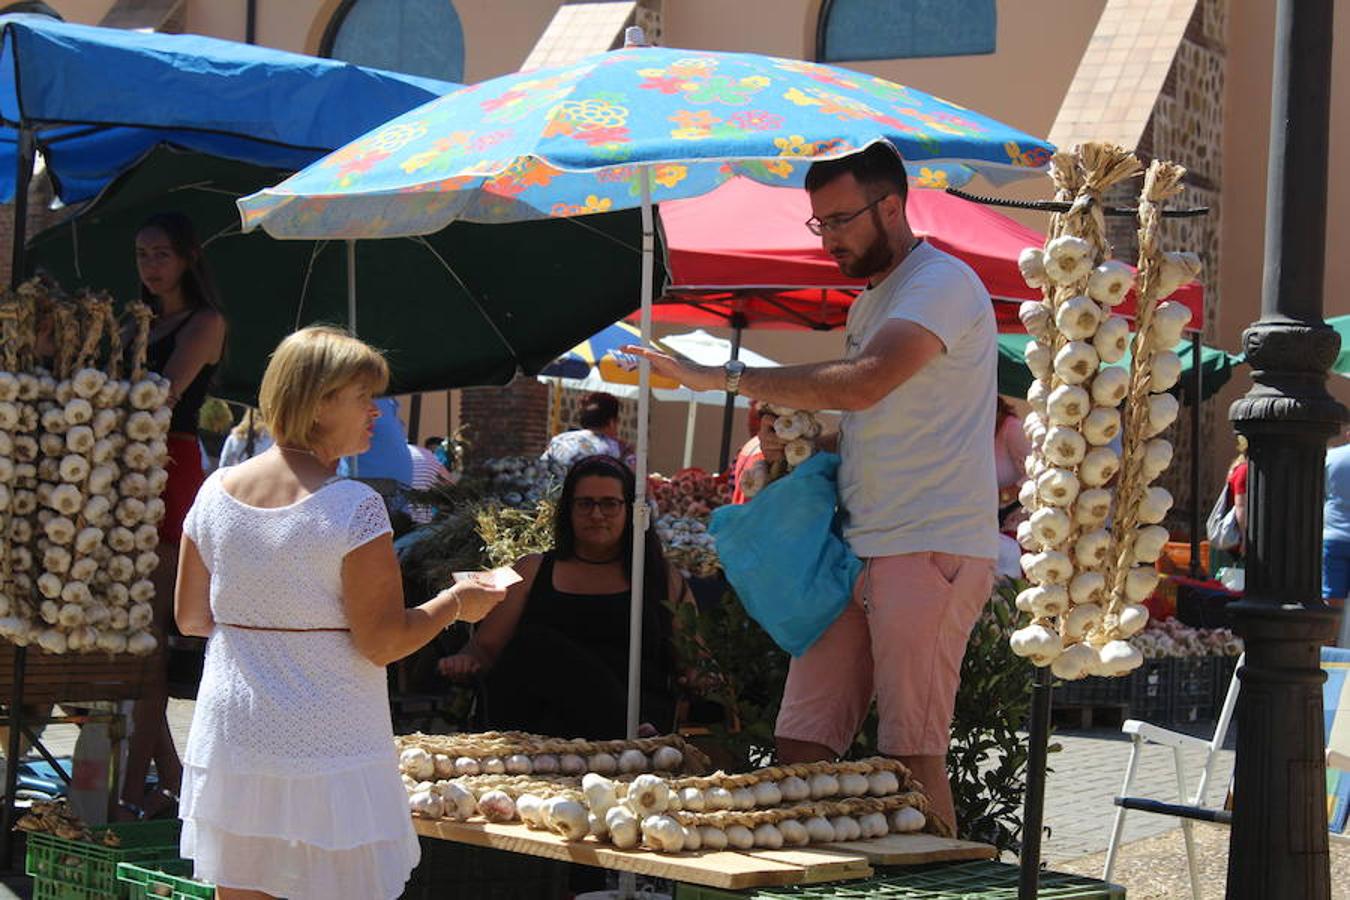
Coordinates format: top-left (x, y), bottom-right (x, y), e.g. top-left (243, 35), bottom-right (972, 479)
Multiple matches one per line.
top-left (626, 142), bottom-right (997, 830)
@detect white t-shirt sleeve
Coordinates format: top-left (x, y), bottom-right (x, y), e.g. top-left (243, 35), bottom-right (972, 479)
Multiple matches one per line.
top-left (884, 258), bottom-right (987, 352)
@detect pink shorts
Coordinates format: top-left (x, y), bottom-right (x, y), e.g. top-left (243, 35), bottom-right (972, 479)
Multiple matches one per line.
top-left (775, 551), bottom-right (995, 758)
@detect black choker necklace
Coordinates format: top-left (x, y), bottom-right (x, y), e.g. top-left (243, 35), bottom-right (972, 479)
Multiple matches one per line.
top-left (572, 550), bottom-right (622, 565)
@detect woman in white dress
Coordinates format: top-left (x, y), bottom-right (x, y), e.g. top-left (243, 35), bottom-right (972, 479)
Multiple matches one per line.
top-left (174, 326), bottom-right (506, 899)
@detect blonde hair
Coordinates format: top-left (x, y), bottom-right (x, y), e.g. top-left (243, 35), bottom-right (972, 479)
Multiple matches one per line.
top-left (258, 326), bottom-right (389, 449)
top-left (230, 406), bottom-right (268, 440)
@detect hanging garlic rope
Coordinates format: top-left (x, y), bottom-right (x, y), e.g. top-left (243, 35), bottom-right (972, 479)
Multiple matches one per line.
top-left (126, 301), bottom-right (154, 383)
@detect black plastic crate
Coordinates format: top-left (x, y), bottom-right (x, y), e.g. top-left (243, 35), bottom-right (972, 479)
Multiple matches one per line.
top-left (400, 836), bottom-right (568, 900)
top-left (1127, 657), bottom-right (1171, 722)
top-left (1055, 671), bottom-right (1130, 708)
top-left (1170, 657), bottom-right (1218, 725)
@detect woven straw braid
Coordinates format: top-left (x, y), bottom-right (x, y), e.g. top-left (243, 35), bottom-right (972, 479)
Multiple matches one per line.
top-left (395, 731), bottom-right (710, 774)
top-left (126, 301), bottom-right (154, 382)
top-left (669, 791), bottom-right (950, 838)
top-left (666, 756), bottom-right (912, 792)
top-left (444, 774), bottom-right (584, 803)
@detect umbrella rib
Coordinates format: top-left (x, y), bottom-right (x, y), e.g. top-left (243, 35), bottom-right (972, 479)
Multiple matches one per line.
top-left (410, 235), bottom-right (523, 365)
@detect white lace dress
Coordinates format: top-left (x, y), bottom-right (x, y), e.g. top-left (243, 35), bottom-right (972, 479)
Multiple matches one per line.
top-left (178, 471), bottom-right (419, 899)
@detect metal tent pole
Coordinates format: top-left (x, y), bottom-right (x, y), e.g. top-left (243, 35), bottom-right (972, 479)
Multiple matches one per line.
top-left (1018, 665), bottom-right (1053, 899)
top-left (716, 318), bottom-right (745, 473)
top-left (1189, 331), bottom-right (1203, 578)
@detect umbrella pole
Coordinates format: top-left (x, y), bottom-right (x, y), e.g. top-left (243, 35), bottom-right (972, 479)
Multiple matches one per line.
top-left (1189, 331), bottom-right (1203, 577)
top-left (682, 399), bottom-right (697, 469)
top-left (627, 167), bottom-right (654, 741)
top-left (346, 239), bottom-right (359, 477)
top-left (716, 322), bottom-right (744, 472)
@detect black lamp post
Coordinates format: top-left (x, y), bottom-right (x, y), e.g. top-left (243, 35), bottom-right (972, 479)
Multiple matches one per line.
top-left (1226, 1), bottom-right (1347, 897)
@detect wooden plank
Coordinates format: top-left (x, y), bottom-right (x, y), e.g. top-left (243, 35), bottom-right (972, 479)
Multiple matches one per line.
top-left (824, 833), bottom-right (998, 865)
top-left (747, 847), bottom-right (871, 883)
top-left (413, 819), bottom-right (869, 890)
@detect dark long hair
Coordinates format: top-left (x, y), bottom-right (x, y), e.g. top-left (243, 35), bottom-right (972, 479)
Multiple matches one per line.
top-left (136, 212), bottom-right (224, 315)
top-left (555, 455), bottom-right (669, 598)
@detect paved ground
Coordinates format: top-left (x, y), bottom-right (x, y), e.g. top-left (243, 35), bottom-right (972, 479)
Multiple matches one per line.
top-left (0, 703), bottom-right (1280, 899)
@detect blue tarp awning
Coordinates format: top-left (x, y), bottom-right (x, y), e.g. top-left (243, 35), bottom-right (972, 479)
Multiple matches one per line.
top-left (0, 13), bottom-right (457, 203)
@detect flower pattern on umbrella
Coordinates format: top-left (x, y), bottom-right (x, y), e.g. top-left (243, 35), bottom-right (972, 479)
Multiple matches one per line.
top-left (240, 46), bottom-right (1054, 237)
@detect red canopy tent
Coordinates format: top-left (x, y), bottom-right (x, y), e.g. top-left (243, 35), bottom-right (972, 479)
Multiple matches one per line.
top-left (650, 178), bottom-right (1203, 332)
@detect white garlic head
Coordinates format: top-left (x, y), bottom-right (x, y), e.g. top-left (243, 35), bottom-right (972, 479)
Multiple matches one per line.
top-left (1097, 639), bottom-right (1144, 676)
top-left (1069, 572), bottom-right (1107, 609)
top-left (1018, 247), bottom-right (1049, 289)
top-left (1144, 393), bottom-right (1180, 438)
top-left (1029, 507), bottom-right (1072, 547)
top-left (1131, 525), bottom-right (1170, 564)
top-left (1010, 624), bottom-right (1063, 666)
top-left (1079, 446), bottom-right (1120, 487)
top-left (1094, 316), bottom-right (1131, 364)
top-left (1019, 299), bottom-right (1052, 337)
top-left (1042, 426), bottom-right (1087, 467)
top-left (1074, 488), bottom-right (1113, 527)
top-left (1025, 340), bottom-right (1054, 380)
top-left (1074, 529), bottom-right (1113, 569)
top-left (1051, 641), bottom-right (1099, 680)
top-left (1087, 260), bottom-right (1134, 306)
top-left (1124, 566), bottom-right (1161, 602)
top-left (1036, 468), bottom-right (1080, 508)
top-left (1082, 407), bottom-right (1122, 447)
top-left (1154, 252), bottom-right (1202, 299)
top-left (1117, 603), bottom-right (1151, 637)
top-left (1046, 384), bottom-right (1091, 426)
top-left (1024, 584), bottom-right (1070, 617)
top-left (1141, 439), bottom-right (1173, 481)
top-left (1024, 550), bottom-right (1073, 585)
top-left (1063, 601), bottom-right (1105, 639)
top-left (1026, 378), bottom-right (1051, 415)
top-left (1091, 366), bottom-right (1129, 408)
top-left (1053, 341), bottom-right (1100, 385)
top-left (1150, 350), bottom-right (1182, 392)
top-left (1055, 295), bottom-right (1103, 341)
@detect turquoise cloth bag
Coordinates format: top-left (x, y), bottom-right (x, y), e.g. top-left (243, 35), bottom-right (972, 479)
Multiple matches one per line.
top-left (709, 452), bottom-right (862, 656)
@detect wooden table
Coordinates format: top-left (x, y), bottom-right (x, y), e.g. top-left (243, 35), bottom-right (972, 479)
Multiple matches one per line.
top-left (413, 819), bottom-right (996, 891)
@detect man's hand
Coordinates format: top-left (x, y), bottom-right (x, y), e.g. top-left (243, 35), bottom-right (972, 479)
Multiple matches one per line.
top-left (619, 345), bottom-right (722, 393)
top-left (758, 414), bottom-right (786, 463)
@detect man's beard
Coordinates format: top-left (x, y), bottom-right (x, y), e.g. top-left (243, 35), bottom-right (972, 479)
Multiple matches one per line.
top-left (836, 208), bottom-right (896, 279)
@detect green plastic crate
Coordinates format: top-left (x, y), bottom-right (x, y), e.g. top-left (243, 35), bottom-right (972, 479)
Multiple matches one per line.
top-left (25, 819), bottom-right (182, 896)
top-left (117, 860), bottom-right (216, 899)
top-left (30, 877), bottom-right (113, 900)
top-left (674, 861), bottom-right (1125, 899)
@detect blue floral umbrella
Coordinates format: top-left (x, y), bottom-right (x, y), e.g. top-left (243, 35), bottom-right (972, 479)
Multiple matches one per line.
top-left (238, 41), bottom-right (1054, 738)
top-left (539, 320), bottom-right (644, 378)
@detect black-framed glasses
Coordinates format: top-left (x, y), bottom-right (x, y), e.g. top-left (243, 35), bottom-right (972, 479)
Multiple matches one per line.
top-left (573, 497), bottom-right (626, 515)
top-left (804, 194), bottom-right (891, 236)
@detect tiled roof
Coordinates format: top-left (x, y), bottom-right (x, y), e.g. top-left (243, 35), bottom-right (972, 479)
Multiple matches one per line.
top-left (521, 2), bottom-right (637, 72)
top-left (1050, 0), bottom-right (1198, 152)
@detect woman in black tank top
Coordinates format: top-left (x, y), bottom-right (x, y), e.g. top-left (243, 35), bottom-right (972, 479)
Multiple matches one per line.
top-left (437, 456), bottom-right (694, 739)
top-left (120, 213), bottom-right (227, 820)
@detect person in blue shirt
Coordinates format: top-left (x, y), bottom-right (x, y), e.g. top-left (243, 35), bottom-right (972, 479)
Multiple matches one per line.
top-left (1325, 433), bottom-right (1350, 646)
top-left (338, 396), bottom-right (413, 485)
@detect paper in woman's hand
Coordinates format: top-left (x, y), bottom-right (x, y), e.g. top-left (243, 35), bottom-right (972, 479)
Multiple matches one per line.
top-left (451, 566), bottom-right (523, 591)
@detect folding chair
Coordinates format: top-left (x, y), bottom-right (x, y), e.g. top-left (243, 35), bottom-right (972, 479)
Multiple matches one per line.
top-left (1102, 653), bottom-right (1242, 900)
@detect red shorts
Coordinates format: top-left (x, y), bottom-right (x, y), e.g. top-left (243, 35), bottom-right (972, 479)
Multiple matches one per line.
top-left (775, 551), bottom-right (995, 757)
top-left (160, 433), bottom-right (205, 546)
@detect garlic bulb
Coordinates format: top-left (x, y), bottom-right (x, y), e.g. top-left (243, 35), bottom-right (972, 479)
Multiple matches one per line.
top-left (531, 754), bottom-right (559, 774)
top-left (1010, 624), bottom-right (1063, 665)
top-left (680, 824), bottom-right (702, 850)
top-left (1150, 351), bottom-right (1182, 392)
top-left (1019, 300), bottom-right (1052, 337)
top-left (1154, 252), bottom-right (1202, 299)
top-left (618, 748), bottom-right (648, 774)
top-left (1074, 529), bottom-right (1113, 569)
top-left (515, 794), bottom-right (546, 829)
top-left (1042, 426), bottom-right (1087, 467)
top-left (1036, 468), bottom-right (1080, 508)
top-left (1016, 520), bottom-right (1038, 552)
top-left (1144, 393), bottom-right (1179, 438)
top-left (752, 780), bottom-right (783, 807)
top-left (651, 745), bottom-right (683, 772)
top-left (1117, 603), bottom-right (1151, 637)
top-left (587, 752), bottom-right (617, 775)
top-left (751, 823), bottom-right (784, 850)
top-left (1029, 507), bottom-right (1072, 546)
top-left (1150, 301), bottom-right (1191, 349)
top-left (1136, 486), bottom-right (1174, 525)
top-left (725, 824), bottom-right (756, 850)
top-left (1055, 295), bottom-right (1103, 341)
top-left (477, 790), bottom-right (517, 822)
top-left (858, 812), bottom-right (890, 839)
top-left (1079, 447), bottom-right (1120, 487)
top-left (1053, 341), bottom-right (1100, 385)
top-left (1025, 340), bottom-right (1053, 380)
top-left (626, 774), bottom-right (670, 816)
top-left (829, 816), bottom-right (862, 843)
top-left (1024, 550), bottom-right (1073, 585)
top-left (1018, 479), bottom-right (1039, 512)
top-left (804, 816), bottom-right (836, 843)
top-left (1097, 640), bottom-right (1144, 676)
top-left (408, 790), bottom-right (444, 819)
top-left (678, 787), bottom-right (705, 812)
top-left (545, 799), bottom-right (590, 841)
top-left (1131, 525), bottom-right (1170, 564)
top-left (583, 773), bottom-right (618, 815)
top-left (778, 775), bottom-right (810, 802)
top-left (784, 438), bottom-right (814, 468)
top-left (698, 825), bottom-right (728, 851)
top-left (1051, 642), bottom-right (1099, 680)
top-left (1093, 316), bottom-right (1131, 364)
top-left (836, 772), bottom-right (869, 797)
top-left (1025, 584), bottom-right (1070, 617)
top-left (1018, 248), bottom-right (1049, 288)
top-left (1046, 384), bottom-right (1091, 426)
top-left (1087, 260), bottom-right (1134, 306)
top-left (480, 756), bottom-right (506, 775)
top-left (1090, 366), bottom-right (1129, 408)
top-left (865, 770), bottom-right (900, 796)
top-left (400, 748), bottom-right (435, 781)
top-left (1124, 567), bottom-right (1161, 602)
top-left (704, 786), bottom-right (735, 810)
top-left (888, 806), bottom-right (927, 834)
top-left (1068, 572), bottom-right (1107, 608)
top-left (731, 786), bottom-right (756, 810)
top-left (1081, 407), bottom-right (1122, 447)
top-left (606, 806), bottom-right (640, 849)
top-left (778, 818), bottom-right (810, 847)
top-left (1063, 601), bottom-right (1104, 639)
top-left (1026, 379), bottom-right (1050, 416)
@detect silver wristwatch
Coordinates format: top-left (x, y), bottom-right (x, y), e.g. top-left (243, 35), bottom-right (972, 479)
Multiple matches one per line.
top-left (723, 359), bottom-right (747, 394)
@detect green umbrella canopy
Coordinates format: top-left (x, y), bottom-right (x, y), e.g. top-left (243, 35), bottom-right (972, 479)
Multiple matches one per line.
top-left (1331, 315), bottom-right (1349, 378)
top-left (27, 146), bottom-right (662, 405)
top-left (996, 333), bottom-right (1241, 402)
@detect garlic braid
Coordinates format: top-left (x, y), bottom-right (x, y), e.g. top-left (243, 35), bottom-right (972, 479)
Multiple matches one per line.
top-left (667, 756), bottom-right (912, 792)
top-left (669, 792), bottom-right (949, 838)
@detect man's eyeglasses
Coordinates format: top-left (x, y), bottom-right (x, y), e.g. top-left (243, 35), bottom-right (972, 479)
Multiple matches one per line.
top-left (573, 497), bottom-right (626, 515)
top-left (804, 194), bottom-right (891, 236)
